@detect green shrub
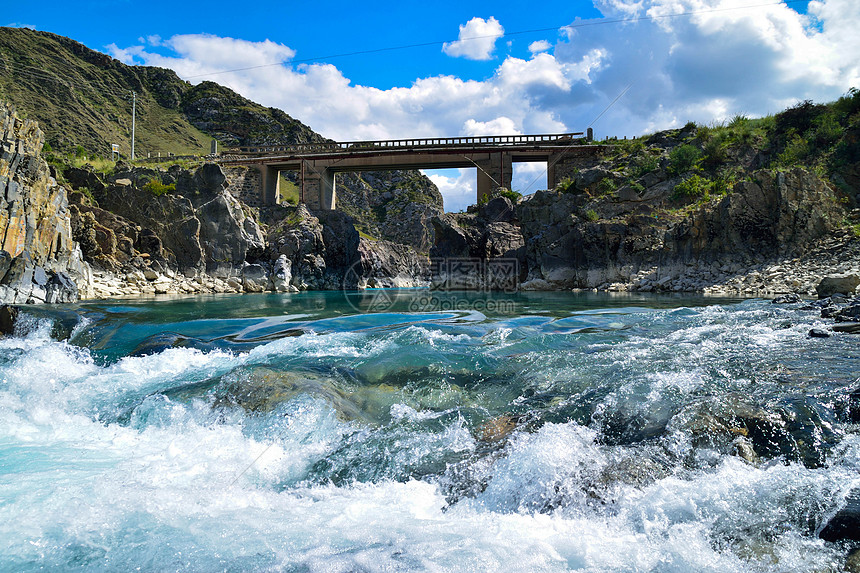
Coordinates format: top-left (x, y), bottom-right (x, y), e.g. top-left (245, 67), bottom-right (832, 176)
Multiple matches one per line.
top-left (667, 144), bottom-right (702, 175)
top-left (631, 154), bottom-right (659, 177)
top-left (597, 178), bottom-right (617, 195)
top-left (584, 209), bottom-right (599, 222)
top-left (143, 179), bottom-right (176, 196)
top-left (834, 87), bottom-right (860, 120)
top-left (672, 174), bottom-right (712, 200)
top-left (74, 145), bottom-right (86, 159)
top-left (776, 134), bottom-right (810, 167)
top-left (712, 167), bottom-right (739, 196)
top-left (557, 177), bottom-right (577, 193)
top-left (498, 188), bottom-right (523, 202)
top-left (701, 134), bottom-right (727, 170)
top-left (812, 111), bottom-right (842, 146)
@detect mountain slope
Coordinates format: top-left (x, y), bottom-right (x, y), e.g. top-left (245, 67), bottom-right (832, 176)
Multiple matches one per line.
top-left (0, 27), bottom-right (322, 157)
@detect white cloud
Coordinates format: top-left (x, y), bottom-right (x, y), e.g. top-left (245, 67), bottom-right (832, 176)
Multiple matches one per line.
top-left (106, 43), bottom-right (144, 65)
top-left (442, 17), bottom-right (504, 60)
top-left (423, 168), bottom-right (476, 212)
top-left (529, 40), bottom-right (552, 53)
top-left (463, 117), bottom-right (521, 136)
top-left (105, 0), bottom-right (860, 210)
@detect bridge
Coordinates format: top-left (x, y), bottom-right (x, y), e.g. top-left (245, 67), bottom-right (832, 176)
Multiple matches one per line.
top-left (219, 130), bottom-right (600, 210)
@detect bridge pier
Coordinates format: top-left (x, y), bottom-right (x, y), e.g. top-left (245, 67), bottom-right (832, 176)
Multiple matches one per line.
top-left (300, 161), bottom-right (336, 210)
top-left (476, 153), bottom-right (513, 204)
top-left (258, 165), bottom-right (281, 205)
top-left (547, 153), bottom-right (564, 190)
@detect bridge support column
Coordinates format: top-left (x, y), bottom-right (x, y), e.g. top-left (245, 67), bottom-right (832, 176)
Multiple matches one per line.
top-left (547, 153), bottom-right (563, 191)
top-left (300, 161), bottom-right (336, 211)
top-left (258, 165), bottom-right (281, 205)
top-left (476, 153), bottom-right (513, 204)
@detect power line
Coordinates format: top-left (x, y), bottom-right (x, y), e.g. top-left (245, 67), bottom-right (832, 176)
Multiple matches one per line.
top-left (183, 0), bottom-right (807, 80)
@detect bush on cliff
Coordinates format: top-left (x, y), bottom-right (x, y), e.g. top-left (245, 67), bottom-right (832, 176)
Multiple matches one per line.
top-left (668, 144), bottom-right (702, 175)
top-left (143, 179), bottom-right (176, 196)
top-left (672, 174), bottom-right (712, 201)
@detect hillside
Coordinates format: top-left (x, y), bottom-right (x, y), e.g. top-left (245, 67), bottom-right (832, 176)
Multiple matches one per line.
top-left (0, 27), bottom-right (326, 158)
top-left (0, 27), bottom-right (443, 249)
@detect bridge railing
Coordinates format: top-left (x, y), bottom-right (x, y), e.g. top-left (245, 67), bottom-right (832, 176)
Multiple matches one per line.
top-left (230, 132), bottom-right (587, 156)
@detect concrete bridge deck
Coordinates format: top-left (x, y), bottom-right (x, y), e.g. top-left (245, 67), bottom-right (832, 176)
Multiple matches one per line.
top-left (219, 131), bottom-right (602, 210)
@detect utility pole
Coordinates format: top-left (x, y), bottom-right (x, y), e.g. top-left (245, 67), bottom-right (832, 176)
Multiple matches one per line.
top-left (131, 91), bottom-right (136, 161)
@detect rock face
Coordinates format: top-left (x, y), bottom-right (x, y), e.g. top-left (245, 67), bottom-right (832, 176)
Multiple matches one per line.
top-left (81, 163), bottom-right (265, 277)
top-left (429, 198), bottom-right (525, 290)
top-left (0, 103), bottom-right (89, 303)
top-left (514, 168), bottom-right (843, 290)
top-left (332, 170), bottom-right (445, 253)
top-left (265, 204), bottom-right (429, 290)
top-left (429, 164), bottom-right (846, 293)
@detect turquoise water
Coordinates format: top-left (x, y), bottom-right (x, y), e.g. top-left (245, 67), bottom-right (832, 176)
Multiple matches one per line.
top-left (1, 290), bottom-right (859, 571)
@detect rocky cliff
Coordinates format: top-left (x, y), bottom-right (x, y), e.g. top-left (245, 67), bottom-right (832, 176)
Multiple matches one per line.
top-left (0, 103), bottom-right (88, 303)
top-left (59, 161), bottom-right (429, 298)
top-left (514, 167), bottom-right (845, 292)
top-left (432, 120), bottom-right (855, 296)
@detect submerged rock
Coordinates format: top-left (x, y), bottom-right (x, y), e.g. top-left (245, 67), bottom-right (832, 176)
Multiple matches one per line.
top-left (819, 489), bottom-right (860, 542)
top-left (772, 293), bottom-right (802, 304)
top-left (833, 322), bottom-right (860, 334)
top-left (215, 367), bottom-right (372, 423)
top-left (0, 305), bottom-right (18, 335)
top-left (477, 415), bottom-right (521, 443)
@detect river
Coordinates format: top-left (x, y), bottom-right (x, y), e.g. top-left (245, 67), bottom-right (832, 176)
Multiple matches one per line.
top-left (1, 290), bottom-right (858, 571)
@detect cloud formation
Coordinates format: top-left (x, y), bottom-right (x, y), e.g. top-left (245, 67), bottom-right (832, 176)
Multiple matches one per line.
top-left (442, 17), bottom-right (505, 60)
top-left (106, 0), bottom-right (860, 210)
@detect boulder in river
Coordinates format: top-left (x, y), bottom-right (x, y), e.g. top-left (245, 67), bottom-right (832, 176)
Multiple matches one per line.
top-left (816, 274), bottom-right (860, 299)
top-left (0, 305), bottom-right (18, 335)
top-left (819, 489), bottom-right (860, 542)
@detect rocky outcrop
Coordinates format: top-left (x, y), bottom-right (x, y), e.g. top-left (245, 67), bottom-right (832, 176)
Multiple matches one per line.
top-left (79, 163), bottom-right (265, 277)
top-left (513, 167), bottom-right (844, 291)
top-left (265, 204), bottom-right (429, 290)
top-left (429, 197), bottom-right (525, 290)
top-left (0, 103), bottom-right (89, 303)
top-left (428, 164), bottom-right (847, 294)
top-left (333, 170), bottom-right (444, 253)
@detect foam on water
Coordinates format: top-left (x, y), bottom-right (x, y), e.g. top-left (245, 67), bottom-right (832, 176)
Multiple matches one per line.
top-left (1, 296), bottom-right (859, 571)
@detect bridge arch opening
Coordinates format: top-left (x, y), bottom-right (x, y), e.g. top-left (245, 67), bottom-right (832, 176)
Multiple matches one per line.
top-left (422, 168), bottom-right (474, 213)
top-left (513, 161), bottom-right (548, 198)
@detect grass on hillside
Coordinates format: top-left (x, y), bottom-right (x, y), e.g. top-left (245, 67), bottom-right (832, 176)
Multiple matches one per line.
top-left (278, 176), bottom-right (300, 205)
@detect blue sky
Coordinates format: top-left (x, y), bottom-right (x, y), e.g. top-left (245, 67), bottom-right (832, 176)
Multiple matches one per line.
top-left (5, 0), bottom-right (856, 211)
